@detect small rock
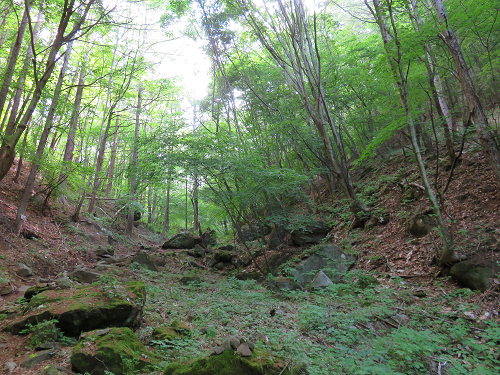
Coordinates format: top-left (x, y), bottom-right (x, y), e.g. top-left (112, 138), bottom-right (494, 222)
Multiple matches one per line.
top-left (229, 335), bottom-right (240, 350)
top-left (69, 268), bottom-right (101, 284)
top-left (247, 341), bottom-right (255, 351)
top-left (236, 343), bottom-right (252, 357)
top-left (211, 346), bottom-right (224, 355)
top-left (4, 362), bottom-right (16, 372)
top-left (55, 275), bottom-right (73, 289)
top-left (131, 252), bottom-right (158, 272)
top-left (81, 328), bottom-right (111, 339)
top-left (310, 270), bottom-right (333, 289)
top-left (94, 246), bottom-right (115, 258)
top-left (221, 338), bottom-right (232, 351)
top-left (464, 312), bottom-right (476, 320)
top-left (20, 349), bottom-right (56, 369)
top-left (36, 342), bottom-right (61, 351)
top-left (179, 275), bottom-right (201, 285)
top-left (16, 263), bottom-right (33, 277)
top-left (0, 284), bottom-right (13, 295)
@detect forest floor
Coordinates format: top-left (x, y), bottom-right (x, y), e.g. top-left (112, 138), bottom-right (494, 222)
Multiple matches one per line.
top-left (0, 144), bottom-right (499, 374)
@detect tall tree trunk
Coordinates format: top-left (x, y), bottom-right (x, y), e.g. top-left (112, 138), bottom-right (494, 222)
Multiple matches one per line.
top-left (88, 111), bottom-right (114, 214)
top-left (162, 180), bottom-right (171, 238)
top-left (13, 123), bottom-right (30, 183)
top-left (127, 83), bottom-right (143, 235)
top-left (0, 0), bottom-right (98, 183)
top-left (14, 41), bottom-right (73, 233)
top-left (105, 115), bottom-right (119, 197)
top-left (407, 0), bottom-right (454, 163)
top-left (3, 7), bottom-right (42, 138)
top-left (368, 0), bottom-right (455, 265)
top-left (60, 62), bottom-right (86, 192)
top-left (0, 97), bottom-right (12, 134)
top-left (0, 1), bottom-right (32, 120)
top-left (432, 0), bottom-right (500, 183)
top-left (0, 5), bottom-right (12, 49)
top-left (87, 28), bottom-right (132, 213)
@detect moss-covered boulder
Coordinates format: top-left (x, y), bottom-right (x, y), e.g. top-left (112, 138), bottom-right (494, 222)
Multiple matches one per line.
top-left (450, 258), bottom-right (499, 292)
top-left (3, 281), bottom-right (146, 337)
top-left (151, 320), bottom-right (190, 341)
top-left (164, 348), bottom-right (301, 375)
top-left (71, 327), bottom-right (158, 375)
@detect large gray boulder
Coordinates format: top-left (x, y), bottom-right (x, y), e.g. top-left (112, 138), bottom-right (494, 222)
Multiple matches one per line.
top-left (291, 244), bottom-right (356, 287)
top-left (162, 232), bottom-right (201, 249)
top-left (131, 252), bottom-right (158, 271)
top-left (450, 258), bottom-right (499, 292)
top-left (291, 221), bottom-right (332, 246)
top-left (239, 225), bottom-right (271, 242)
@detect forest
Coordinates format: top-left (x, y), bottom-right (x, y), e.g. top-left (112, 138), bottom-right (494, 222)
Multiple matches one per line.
top-left (0, 0), bottom-right (498, 250)
top-left (0, 0), bottom-right (499, 374)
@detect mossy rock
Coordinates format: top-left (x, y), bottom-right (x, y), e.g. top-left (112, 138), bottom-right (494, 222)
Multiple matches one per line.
top-left (164, 348), bottom-right (302, 375)
top-left (24, 285), bottom-right (50, 301)
top-left (3, 281), bottom-right (146, 337)
top-left (71, 327), bottom-right (159, 375)
top-left (152, 320), bottom-right (190, 341)
top-left (450, 258), bottom-right (499, 292)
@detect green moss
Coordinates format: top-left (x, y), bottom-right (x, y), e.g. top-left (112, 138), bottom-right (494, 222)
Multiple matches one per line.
top-left (125, 281), bottom-right (146, 301)
top-left (163, 349), bottom-right (295, 375)
top-left (28, 294), bottom-right (63, 308)
top-left (152, 327), bottom-right (180, 341)
top-left (72, 327), bottom-right (159, 375)
top-left (94, 298), bottom-right (133, 310)
top-left (66, 302), bottom-right (90, 311)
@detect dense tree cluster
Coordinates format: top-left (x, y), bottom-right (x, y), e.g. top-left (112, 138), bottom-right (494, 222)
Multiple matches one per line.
top-left (0, 0), bottom-right (499, 265)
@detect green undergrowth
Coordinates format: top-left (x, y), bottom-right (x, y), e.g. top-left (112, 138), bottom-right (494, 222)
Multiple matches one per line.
top-left (133, 268), bottom-right (500, 375)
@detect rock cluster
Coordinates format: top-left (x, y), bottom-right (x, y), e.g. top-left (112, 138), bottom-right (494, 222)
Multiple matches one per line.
top-left (211, 335), bottom-right (256, 357)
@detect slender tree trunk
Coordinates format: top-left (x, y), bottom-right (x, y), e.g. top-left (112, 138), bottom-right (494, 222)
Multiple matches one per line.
top-left (88, 111), bottom-right (114, 214)
top-left (14, 41), bottom-right (73, 233)
top-left (432, 0), bottom-right (500, 183)
top-left (13, 123), bottom-right (30, 183)
top-left (0, 5), bottom-right (11, 49)
top-left (88, 29), bottom-right (134, 213)
top-left (0, 0), bottom-right (97, 182)
top-left (105, 115), bottom-right (119, 197)
top-left (127, 83), bottom-right (143, 235)
top-left (407, 0), bottom-right (454, 163)
top-left (151, 192), bottom-right (157, 224)
top-left (0, 1), bottom-right (32, 120)
top-left (3, 8), bottom-right (42, 138)
top-left (368, 0), bottom-right (455, 264)
top-left (60, 63), bottom-right (85, 192)
top-left (185, 177), bottom-right (188, 231)
top-left (162, 180), bottom-right (171, 238)
top-left (0, 98), bottom-right (12, 134)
